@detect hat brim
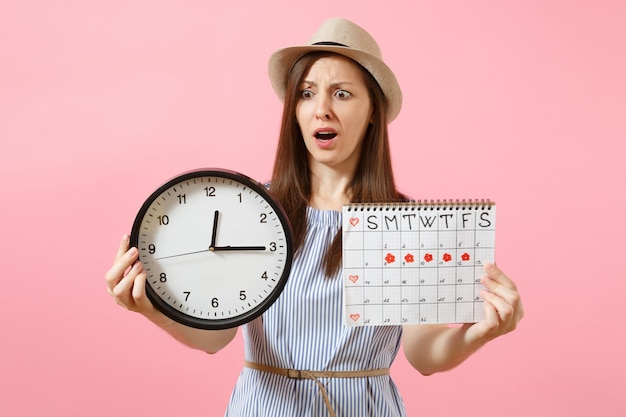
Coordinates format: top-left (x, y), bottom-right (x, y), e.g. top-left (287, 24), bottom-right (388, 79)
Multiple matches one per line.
top-left (268, 45), bottom-right (402, 122)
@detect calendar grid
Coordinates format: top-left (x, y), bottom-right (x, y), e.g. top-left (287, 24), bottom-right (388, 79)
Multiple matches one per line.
top-left (342, 202), bottom-right (496, 326)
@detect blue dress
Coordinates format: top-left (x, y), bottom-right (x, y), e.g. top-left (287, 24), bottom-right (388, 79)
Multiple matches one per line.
top-left (225, 207), bottom-right (407, 416)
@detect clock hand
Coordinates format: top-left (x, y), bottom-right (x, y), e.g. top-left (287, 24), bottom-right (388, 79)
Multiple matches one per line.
top-left (209, 210), bottom-right (219, 250)
top-left (212, 245), bottom-right (267, 251)
top-left (154, 245), bottom-right (266, 260)
top-left (155, 248), bottom-right (212, 260)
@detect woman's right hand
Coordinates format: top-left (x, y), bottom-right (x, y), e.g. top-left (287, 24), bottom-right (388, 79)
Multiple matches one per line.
top-left (104, 234), bottom-right (239, 353)
top-left (104, 234), bottom-right (158, 318)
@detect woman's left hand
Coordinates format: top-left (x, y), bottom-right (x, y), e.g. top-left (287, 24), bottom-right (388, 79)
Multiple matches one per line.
top-left (463, 263), bottom-right (524, 349)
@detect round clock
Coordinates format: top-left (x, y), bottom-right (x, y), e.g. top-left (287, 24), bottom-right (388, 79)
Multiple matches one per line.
top-left (129, 168), bottom-right (294, 330)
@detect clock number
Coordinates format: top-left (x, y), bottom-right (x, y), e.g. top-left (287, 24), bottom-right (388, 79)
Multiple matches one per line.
top-left (261, 271), bottom-right (268, 280)
top-left (204, 187), bottom-right (216, 197)
top-left (177, 194), bottom-right (186, 204)
top-left (239, 290), bottom-right (246, 300)
top-left (157, 215), bottom-right (169, 225)
top-left (183, 291), bottom-right (190, 301)
top-left (237, 193), bottom-right (242, 203)
top-left (211, 298), bottom-right (219, 308)
top-left (159, 273), bottom-right (167, 283)
top-left (148, 244), bottom-right (156, 254)
top-left (269, 242), bottom-right (277, 252)
top-left (260, 213), bottom-right (267, 223)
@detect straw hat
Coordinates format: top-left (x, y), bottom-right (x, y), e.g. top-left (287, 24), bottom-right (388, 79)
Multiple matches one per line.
top-left (268, 18), bottom-right (403, 122)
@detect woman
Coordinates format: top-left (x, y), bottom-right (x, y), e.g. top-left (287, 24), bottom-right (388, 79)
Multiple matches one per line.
top-left (105, 18), bottom-right (523, 417)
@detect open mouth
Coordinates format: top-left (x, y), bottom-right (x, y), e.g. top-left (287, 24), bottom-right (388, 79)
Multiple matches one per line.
top-left (315, 131), bottom-right (338, 141)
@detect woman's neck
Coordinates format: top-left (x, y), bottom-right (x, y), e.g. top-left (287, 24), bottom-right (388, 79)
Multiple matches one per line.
top-left (308, 164), bottom-right (354, 211)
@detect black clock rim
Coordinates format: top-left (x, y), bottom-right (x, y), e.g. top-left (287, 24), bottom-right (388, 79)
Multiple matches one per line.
top-left (129, 168), bottom-right (294, 330)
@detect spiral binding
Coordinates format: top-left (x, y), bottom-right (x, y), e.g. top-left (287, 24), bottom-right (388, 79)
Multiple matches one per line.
top-left (345, 199), bottom-right (495, 211)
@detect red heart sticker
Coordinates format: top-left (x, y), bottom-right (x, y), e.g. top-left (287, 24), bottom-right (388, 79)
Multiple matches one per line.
top-left (349, 217), bottom-right (359, 227)
top-left (350, 314), bottom-right (360, 321)
top-left (349, 275), bottom-right (359, 283)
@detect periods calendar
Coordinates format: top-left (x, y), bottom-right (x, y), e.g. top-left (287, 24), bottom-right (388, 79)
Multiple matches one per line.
top-left (342, 200), bottom-right (496, 326)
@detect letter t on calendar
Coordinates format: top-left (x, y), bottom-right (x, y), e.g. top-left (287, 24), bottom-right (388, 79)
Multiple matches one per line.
top-left (342, 201), bottom-right (496, 326)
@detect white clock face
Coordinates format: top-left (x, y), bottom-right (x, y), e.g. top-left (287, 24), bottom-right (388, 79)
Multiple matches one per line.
top-left (130, 169), bottom-right (293, 329)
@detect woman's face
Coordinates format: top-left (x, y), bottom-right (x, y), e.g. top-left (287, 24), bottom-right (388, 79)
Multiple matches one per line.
top-left (296, 55), bottom-right (373, 175)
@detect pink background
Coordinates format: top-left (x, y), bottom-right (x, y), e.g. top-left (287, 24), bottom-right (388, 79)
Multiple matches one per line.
top-left (1, 1), bottom-right (624, 416)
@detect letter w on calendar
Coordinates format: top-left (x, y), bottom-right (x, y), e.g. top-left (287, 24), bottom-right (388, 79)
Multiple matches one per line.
top-left (342, 202), bottom-right (496, 326)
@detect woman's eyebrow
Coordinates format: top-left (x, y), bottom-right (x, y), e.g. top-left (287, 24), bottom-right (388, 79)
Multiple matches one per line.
top-left (301, 80), bottom-right (355, 88)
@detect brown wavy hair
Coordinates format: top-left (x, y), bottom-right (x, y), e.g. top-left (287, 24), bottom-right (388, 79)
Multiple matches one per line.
top-left (270, 52), bottom-right (404, 277)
